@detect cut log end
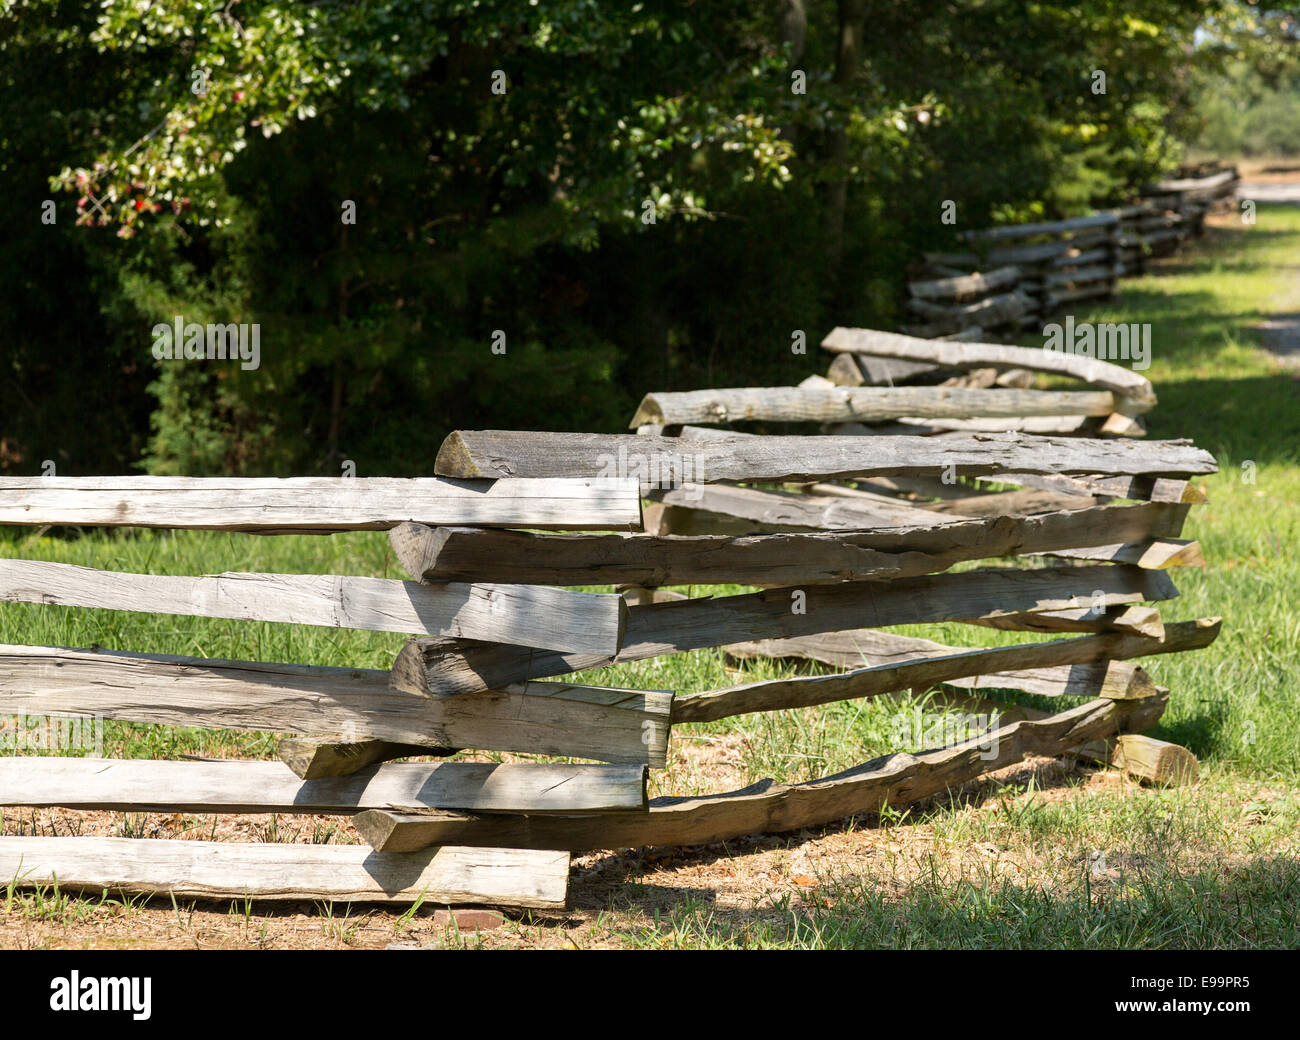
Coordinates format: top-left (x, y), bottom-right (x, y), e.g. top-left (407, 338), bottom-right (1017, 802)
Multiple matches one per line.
top-left (1111, 734), bottom-right (1199, 786)
top-left (433, 431), bottom-right (492, 478)
top-left (388, 521), bottom-right (457, 582)
top-left (629, 394), bottom-right (667, 429)
top-left (390, 638), bottom-right (437, 697)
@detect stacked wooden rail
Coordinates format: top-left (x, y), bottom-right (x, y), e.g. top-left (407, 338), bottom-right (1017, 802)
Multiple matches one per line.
top-left (662, 323), bottom-right (1156, 438)
top-left (906, 164), bottom-right (1239, 340)
top-left (416, 395), bottom-right (1220, 853)
top-left (0, 475), bottom-right (652, 910)
top-left (0, 389), bottom-right (1221, 902)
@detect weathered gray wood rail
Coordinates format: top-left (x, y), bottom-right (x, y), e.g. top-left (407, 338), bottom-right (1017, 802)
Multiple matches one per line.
top-left (0, 559), bottom-right (627, 656)
top-left (392, 564), bottom-right (1179, 697)
top-left (821, 326), bottom-right (1155, 406)
top-left (897, 169), bottom-right (1235, 340)
top-left (0, 644), bottom-right (673, 767)
top-left (0, 757), bottom-right (648, 815)
top-left (628, 386), bottom-right (1133, 428)
top-left (694, 618), bottom-right (1220, 722)
top-left (354, 694), bottom-right (1168, 853)
top-left (436, 431), bottom-right (1216, 487)
top-left (0, 475), bottom-right (642, 531)
top-left (390, 502), bottom-right (1188, 586)
top-left (0, 837), bottom-right (570, 907)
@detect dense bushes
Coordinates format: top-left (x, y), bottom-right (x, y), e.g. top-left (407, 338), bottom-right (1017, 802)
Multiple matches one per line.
top-left (0, 1), bottom-right (1292, 476)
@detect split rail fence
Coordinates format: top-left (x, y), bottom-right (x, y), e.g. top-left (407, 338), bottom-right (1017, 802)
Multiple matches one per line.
top-left (0, 334), bottom-right (1220, 910)
top-left (904, 164), bottom-right (1240, 340)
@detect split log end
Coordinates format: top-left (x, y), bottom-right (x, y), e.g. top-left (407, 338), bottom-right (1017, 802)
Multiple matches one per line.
top-left (390, 637), bottom-right (439, 697)
top-left (434, 431), bottom-right (491, 478)
top-left (389, 521), bottom-right (458, 581)
top-left (629, 394), bottom-right (666, 428)
top-left (1111, 734), bottom-right (1199, 785)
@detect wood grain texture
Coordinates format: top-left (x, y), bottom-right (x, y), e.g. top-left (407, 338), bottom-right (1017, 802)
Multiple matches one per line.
top-left (984, 471), bottom-right (1208, 504)
top-left (0, 644), bottom-right (672, 767)
top-left (820, 326), bottom-right (1156, 407)
top-left (0, 559), bottom-right (627, 656)
top-left (388, 503), bottom-right (1187, 587)
top-left (628, 386), bottom-right (1124, 427)
top-left (962, 603), bottom-right (1166, 638)
top-left (725, 614), bottom-right (1207, 666)
top-left (0, 757), bottom-right (648, 814)
top-left (0, 836), bottom-right (570, 907)
top-left (689, 619), bottom-right (1220, 722)
top-left (0, 476), bottom-right (641, 531)
top-left (391, 565), bottom-right (1180, 697)
top-left (435, 431), bottom-right (1216, 486)
top-left (355, 694), bottom-right (1168, 852)
top-left (1036, 538), bottom-right (1204, 569)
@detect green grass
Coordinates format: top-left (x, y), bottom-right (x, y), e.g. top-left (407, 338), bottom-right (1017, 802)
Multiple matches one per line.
top-left (2, 203), bottom-right (1299, 948)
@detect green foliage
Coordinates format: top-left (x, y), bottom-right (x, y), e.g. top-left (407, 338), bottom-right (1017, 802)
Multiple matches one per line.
top-left (0, 0), bottom-right (1287, 473)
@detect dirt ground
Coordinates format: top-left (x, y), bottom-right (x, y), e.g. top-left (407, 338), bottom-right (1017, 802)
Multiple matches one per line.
top-left (0, 754), bottom-right (1094, 950)
top-left (6, 752), bottom-right (1283, 950)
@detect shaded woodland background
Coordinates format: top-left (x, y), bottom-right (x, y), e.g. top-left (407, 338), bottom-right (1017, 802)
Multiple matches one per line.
top-left (2, 0), bottom-right (1297, 477)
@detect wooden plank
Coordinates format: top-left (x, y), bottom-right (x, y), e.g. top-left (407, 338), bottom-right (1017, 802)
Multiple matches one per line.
top-left (0, 476), bottom-right (641, 532)
top-left (652, 483), bottom-right (937, 532)
top-left (910, 487), bottom-right (1096, 516)
top-left (820, 326), bottom-right (1156, 407)
top-left (354, 695), bottom-right (1168, 852)
top-left (960, 213), bottom-right (1119, 243)
top-left (909, 265), bottom-right (1021, 301)
top-left (0, 645), bottom-right (672, 767)
top-left (0, 757), bottom-right (648, 814)
top-left (905, 291), bottom-right (1031, 332)
top-left (662, 483), bottom-right (1183, 536)
top-left (826, 417), bottom-right (1097, 437)
top-left (1037, 539), bottom-right (1204, 569)
top-left (964, 603), bottom-right (1165, 638)
top-left (0, 560), bottom-right (627, 656)
top-left (391, 565), bottom-right (1180, 697)
top-left (725, 613), bottom-right (1207, 666)
top-left (686, 619), bottom-right (1220, 722)
top-left (627, 386), bottom-right (1123, 428)
top-left (978, 471), bottom-right (1207, 504)
top-left (436, 431), bottom-right (1217, 486)
top-left (0, 837), bottom-right (569, 908)
top-left (388, 502), bottom-right (1188, 587)
top-left (893, 415), bottom-right (1097, 435)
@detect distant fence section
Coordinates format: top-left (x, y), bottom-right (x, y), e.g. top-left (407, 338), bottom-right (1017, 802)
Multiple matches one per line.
top-left (904, 163), bottom-right (1240, 341)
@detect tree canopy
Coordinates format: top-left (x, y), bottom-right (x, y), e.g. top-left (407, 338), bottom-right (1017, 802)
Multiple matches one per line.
top-left (1, 0), bottom-right (1294, 475)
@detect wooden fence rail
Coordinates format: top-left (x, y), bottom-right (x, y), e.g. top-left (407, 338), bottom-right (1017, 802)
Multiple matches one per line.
top-left (0, 327), bottom-right (1225, 907)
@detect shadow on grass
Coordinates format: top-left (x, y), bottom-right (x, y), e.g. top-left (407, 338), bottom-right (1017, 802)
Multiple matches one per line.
top-left (572, 761), bottom-right (1300, 948)
top-left (1144, 374), bottom-right (1300, 464)
top-left (611, 854), bottom-right (1300, 948)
